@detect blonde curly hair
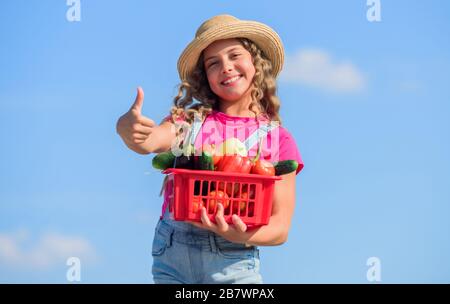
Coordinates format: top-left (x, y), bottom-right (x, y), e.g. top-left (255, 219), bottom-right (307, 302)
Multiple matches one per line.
top-left (168, 38), bottom-right (282, 126)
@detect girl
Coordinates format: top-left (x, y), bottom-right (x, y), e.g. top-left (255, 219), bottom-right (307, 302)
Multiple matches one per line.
top-left (116, 14), bottom-right (304, 283)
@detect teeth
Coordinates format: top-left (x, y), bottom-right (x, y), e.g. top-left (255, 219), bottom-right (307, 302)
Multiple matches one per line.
top-left (222, 75), bottom-right (241, 85)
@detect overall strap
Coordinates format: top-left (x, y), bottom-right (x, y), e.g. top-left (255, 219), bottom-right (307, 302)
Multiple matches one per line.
top-left (243, 121), bottom-right (279, 151)
top-left (189, 113), bottom-right (204, 146)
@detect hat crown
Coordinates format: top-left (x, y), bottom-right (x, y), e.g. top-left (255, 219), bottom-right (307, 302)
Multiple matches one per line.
top-left (195, 14), bottom-right (239, 38)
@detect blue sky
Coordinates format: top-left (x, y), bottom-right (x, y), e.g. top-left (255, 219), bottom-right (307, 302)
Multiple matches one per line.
top-left (1, 0), bottom-right (449, 283)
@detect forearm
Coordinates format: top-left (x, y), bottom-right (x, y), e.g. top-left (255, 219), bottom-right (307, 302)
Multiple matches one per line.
top-left (242, 216), bottom-right (288, 246)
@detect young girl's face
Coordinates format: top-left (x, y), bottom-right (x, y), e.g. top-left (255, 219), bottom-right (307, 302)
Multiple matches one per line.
top-left (202, 38), bottom-right (255, 103)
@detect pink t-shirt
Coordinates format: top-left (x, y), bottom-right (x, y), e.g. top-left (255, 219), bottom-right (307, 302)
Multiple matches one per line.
top-left (159, 110), bottom-right (304, 217)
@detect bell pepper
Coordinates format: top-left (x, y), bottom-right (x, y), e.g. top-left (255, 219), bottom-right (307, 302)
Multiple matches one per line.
top-left (217, 155), bottom-right (252, 174)
top-left (240, 157), bottom-right (253, 174)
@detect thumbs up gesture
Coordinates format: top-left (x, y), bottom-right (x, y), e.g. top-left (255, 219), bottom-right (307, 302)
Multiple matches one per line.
top-left (116, 87), bottom-right (156, 151)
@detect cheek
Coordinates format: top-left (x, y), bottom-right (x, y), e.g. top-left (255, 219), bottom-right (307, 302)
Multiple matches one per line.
top-left (240, 60), bottom-right (255, 79)
top-left (206, 71), bottom-right (221, 94)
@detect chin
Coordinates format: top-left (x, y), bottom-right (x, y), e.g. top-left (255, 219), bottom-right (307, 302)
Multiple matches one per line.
top-left (217, 88), bottom-right (251, 102)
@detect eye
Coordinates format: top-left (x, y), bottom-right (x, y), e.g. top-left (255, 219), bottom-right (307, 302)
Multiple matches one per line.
top-left (207, 62), bottom-right (217, 69)
top-left (231, 53), bottom-right (240, 58)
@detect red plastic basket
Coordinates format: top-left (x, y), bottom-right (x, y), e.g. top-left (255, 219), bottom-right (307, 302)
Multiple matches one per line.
top-left (162, 168), bottom-right (281, 226)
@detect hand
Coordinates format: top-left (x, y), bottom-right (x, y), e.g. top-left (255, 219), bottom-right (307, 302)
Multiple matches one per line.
top-left (188, 203), bottom-right (249, 244)
top-left (116, 87), bottom-right (156, 147)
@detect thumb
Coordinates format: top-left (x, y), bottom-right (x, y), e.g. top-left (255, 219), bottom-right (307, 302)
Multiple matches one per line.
top-left (131, 87), bottom-right (144, 113)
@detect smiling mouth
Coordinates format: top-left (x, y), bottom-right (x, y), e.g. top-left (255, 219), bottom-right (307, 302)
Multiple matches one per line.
top-left (221, 75), bottom-right (242, 86)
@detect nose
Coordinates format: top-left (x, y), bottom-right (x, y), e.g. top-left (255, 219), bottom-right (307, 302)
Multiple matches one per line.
top-left (221, 59), bottom-right (233, 74)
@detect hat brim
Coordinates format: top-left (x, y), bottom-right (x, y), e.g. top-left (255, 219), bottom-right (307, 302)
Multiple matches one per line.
top-left (177, 20), bottom-right (284, 82)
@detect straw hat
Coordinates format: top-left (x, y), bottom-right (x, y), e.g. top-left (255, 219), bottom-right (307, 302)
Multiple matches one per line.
top-left (177, 14), bottom-right (284, 82)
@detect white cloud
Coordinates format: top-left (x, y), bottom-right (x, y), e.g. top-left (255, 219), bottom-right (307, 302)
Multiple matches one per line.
top-left (280, 48), bottom-right (366, 93)
top-left (0, 229), bottom-right (97, 269)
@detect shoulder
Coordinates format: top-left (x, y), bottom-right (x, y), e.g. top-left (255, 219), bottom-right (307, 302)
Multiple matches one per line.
top-left (275, 125), bottom-right (298, 143)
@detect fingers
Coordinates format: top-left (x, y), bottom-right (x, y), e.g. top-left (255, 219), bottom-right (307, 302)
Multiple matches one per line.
top-left (128, 125), bottom-right (151, 144)
top-left (200, 207), bottom-right (213, 227)
top-left (132, 133), bottom-right (148, 140)
top-left (130, 87), bottom-right (144, 113)
top-left (138, 116), bottom-right (156, 128)
top-left (232, 214), bottom-right (247, 232)
top-left (196, 205), bottom-right (247, 235)
top-left (132, 124), bottom-right (153, 135)
top-left (215, 203), bottom-right (229, 232)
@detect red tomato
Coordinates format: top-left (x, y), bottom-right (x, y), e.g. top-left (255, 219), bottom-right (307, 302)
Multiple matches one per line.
top-left (217, 155), bottom-right (252, 173)
top-left (251, 159), bottom-right (275, 176)
top-left (217, 182), bottom-right (240, 198)
top-left (240, 184), bottom-right (256, 199)
top-left (207, 190), bottom-right (230, 212)
top-left (192, 196), bottom-right (204, 213)
top-left (232, 191), bottom-right (249, 214)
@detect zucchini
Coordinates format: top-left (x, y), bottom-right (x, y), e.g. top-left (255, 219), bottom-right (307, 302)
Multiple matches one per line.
top-left (152, 151), bottom-right (176, 170)
top-left (274, 160), bottom-right (298, 176)
top-left (199, 151), bottom-right (214, 171)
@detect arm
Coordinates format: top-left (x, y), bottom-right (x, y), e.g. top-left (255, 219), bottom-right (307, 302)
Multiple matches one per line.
top-left (244, 171), bottom-right (296, 246)
top-left (190, 171), bottom-right (297, 246)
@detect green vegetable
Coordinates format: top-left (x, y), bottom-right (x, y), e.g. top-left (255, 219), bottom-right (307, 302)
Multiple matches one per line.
top-left (152, 151), bottom-right (176, 170)
top-left (199, 151), bottom-right (214, 171)
top-left (274, 160), bottom-right (298, 176)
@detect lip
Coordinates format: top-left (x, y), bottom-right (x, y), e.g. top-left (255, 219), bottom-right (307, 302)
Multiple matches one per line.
top-left (221, 75), bottom-right (242, 86)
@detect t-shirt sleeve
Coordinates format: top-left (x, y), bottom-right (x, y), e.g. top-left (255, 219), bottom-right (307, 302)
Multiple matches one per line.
top-left (160, 112), bottom-right (187, 125)
top-left (277, 127), bottom-right (304, 175)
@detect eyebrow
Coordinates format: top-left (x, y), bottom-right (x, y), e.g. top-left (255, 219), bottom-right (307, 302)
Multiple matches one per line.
top-left (204, 47), bottom-right (242, 64)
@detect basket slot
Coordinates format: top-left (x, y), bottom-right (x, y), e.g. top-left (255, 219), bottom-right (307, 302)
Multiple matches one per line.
top-left (205, 181), bottom-right (212, 213)
top-left (231, 199), bottom-right (244, 216)
top-left (249, 184), bottom-right (256, 199)
top-left (201, 180), bottom-right (209, 196)
top-left (233, 182), bottom-right (240, 198)
top-left (217, 181), bottom-right (224, 193)
top-left (248, 201), bottom-right (255, 217)
top-left (194, 180), bottom-right (201, 196)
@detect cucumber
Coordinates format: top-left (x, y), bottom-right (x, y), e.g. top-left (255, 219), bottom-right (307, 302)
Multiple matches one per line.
top-left (274, 160), bottom-right (298, 176)
top-left (152, 151), bottom-right (176, 170)
top-left (199, 151), bottom-right (214, 171)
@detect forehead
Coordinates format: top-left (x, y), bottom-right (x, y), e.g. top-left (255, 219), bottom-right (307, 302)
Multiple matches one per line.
top-left (203, 38), bottom-right (245, 59)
